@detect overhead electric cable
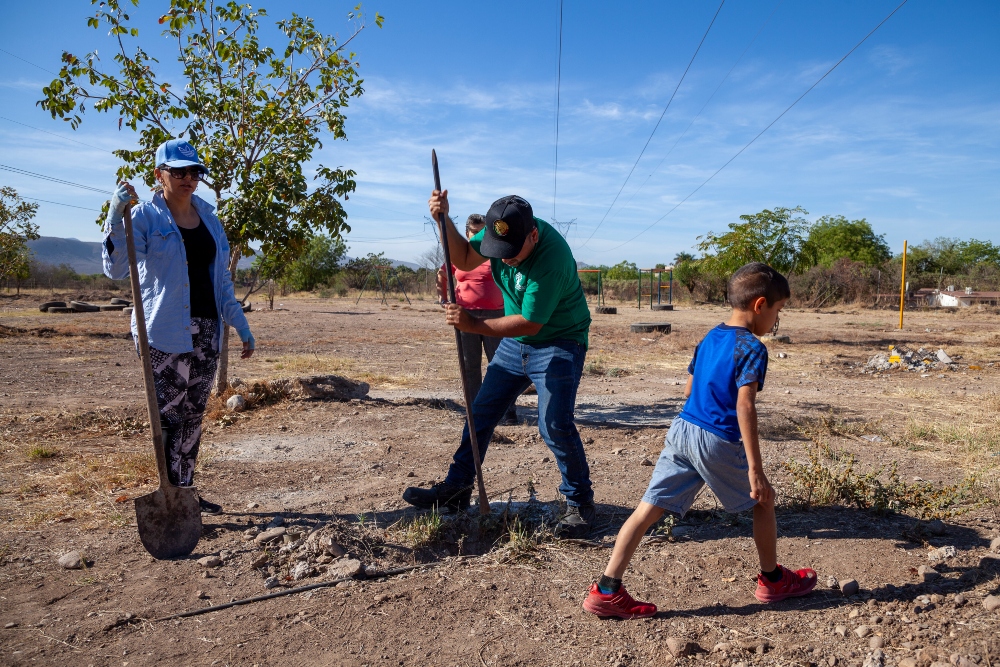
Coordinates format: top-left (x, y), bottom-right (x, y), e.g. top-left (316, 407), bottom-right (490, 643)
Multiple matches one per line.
top-left (603, 0), bottom-right (784, 226)
top-left (601, 0), bottom-right (911, 253)
top-left (0, 48), bottom-right (59, 75)
top-left (552, 0), bottom-right (564, 221)
top-left (0, 116), bottom-right (115, 154)
top-left (0, 164), bottom-right (113, 195)
top-left (578, 0), bottom-right (726, 249)
top-left (23, 197), bottom-right (102, 212)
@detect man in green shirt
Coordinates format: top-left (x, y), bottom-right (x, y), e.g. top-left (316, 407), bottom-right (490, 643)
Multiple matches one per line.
top-left (403, 192), bottom-right (596, 537)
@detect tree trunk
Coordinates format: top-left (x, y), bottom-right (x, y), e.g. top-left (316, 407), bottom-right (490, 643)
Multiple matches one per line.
top-left (215, 249), bottom-right (242, 396)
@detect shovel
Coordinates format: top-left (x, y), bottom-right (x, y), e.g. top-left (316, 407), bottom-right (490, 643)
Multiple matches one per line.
top-left (432, 150), bottom-right (490, 515)
top-left (123, 206), bottom-right (203, 559)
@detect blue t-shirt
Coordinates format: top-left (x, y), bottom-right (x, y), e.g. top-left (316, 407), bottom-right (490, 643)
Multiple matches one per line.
top-left (678, 324), bottom-right (768, 442)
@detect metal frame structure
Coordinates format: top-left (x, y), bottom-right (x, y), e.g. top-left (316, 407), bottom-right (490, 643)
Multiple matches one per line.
top-left (637, 267), bottom-right (673, 310)
top-left (576, 269), bottom-right (605, 307)
top-left (355, 264), bottom-right (412, 306)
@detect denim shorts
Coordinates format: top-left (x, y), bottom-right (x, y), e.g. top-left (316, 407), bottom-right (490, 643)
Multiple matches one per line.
top-left (641, 417), bottom-right (756, 515)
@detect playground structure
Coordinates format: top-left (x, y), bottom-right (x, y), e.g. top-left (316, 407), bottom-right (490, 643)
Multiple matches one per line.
top-left (355, 265), bottom-right (412, 306)
top-left (577, 269), bottom-right (617, 314)
top-left (638, 267), bottom-right (674, 311)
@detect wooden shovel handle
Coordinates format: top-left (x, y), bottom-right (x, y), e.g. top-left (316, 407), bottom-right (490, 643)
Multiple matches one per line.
top-left (122, 207), bottom-right (171, 489)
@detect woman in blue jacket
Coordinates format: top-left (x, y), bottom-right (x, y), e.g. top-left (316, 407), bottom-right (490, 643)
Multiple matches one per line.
top-left (103, 139), bottom-right (255, 514)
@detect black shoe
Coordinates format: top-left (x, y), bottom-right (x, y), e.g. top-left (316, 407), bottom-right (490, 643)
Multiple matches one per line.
top-left (555, 502), bottom-right (596, 539)
top-left (198, 497), bottom-right (223, 515)
top-left (402, 482), bottom-right (472, 512)
top-left (499, 409), bottom-right (518, 426)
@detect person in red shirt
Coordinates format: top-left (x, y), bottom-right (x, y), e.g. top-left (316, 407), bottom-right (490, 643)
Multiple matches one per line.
top-left (439, 214), bottom-right (518, 425)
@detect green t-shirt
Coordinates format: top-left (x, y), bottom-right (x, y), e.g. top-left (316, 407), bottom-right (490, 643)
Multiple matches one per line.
top-left (470, 218), bottom-right (591, 347)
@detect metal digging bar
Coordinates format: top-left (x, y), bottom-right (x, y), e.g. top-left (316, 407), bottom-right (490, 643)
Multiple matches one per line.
top-left (431, 149), bottom-right (490, 515)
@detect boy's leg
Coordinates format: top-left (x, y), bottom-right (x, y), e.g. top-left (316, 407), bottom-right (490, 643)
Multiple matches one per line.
top-left (603, 502), bottom-right (664, 580)
top-left (753, 501), bottom-right (777, 573)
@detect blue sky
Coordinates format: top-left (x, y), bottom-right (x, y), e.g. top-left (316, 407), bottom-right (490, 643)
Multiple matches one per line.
top-left (1, 0), bottom-right (997, 267)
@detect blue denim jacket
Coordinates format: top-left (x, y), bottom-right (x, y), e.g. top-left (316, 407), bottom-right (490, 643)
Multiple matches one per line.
top-left (102, 192), bottom-right (252, 354)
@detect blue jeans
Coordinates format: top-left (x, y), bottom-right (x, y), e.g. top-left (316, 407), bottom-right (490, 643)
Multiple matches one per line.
top-left (444, 337), bottom-right (594, 506)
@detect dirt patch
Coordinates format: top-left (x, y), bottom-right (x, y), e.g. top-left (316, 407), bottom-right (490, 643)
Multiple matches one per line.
top-left (2, 296), bottom-right (1000, 665)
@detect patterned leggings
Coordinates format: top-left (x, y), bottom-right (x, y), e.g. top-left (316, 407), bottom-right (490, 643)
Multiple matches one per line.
top-left (141, 318), bottom-right (219, 487)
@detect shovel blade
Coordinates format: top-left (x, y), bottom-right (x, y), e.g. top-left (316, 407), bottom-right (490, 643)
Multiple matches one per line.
top-left (134, 485), bottom-right (202, 559)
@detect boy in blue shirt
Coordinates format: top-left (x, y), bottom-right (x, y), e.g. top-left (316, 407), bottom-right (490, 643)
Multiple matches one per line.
top-left (583, 262), bottom-right (816, 619)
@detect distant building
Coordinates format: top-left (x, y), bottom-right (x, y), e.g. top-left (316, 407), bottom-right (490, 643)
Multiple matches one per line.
top-left (919, 287), bottom-right (1000, 308)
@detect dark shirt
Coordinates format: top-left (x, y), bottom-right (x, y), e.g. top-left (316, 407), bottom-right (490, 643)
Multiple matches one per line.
top-left (178, 220), bottom-right (218, 320)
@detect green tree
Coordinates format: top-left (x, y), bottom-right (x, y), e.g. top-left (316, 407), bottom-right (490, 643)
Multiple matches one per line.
top-left (804, 215), bottom-right (891, 267)
top-left (605, 260), bottom-right (639, 281)
top-left (0, 188), bottom-right (41, 292)
top-left (39, 0), bottom-right (382, 389)
top-left (673, 257), bottom-right (702, 294)
top-left (697, 206), bottom-right (813, 276)
top-left (673, 251), bottom-right (695, 265)
top-left (283, 234), bottom-right (346, 291)
top-left (343, 252), bottom-right (387, 289)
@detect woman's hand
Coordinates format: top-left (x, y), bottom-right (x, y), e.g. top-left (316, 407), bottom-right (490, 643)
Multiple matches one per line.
top-left (111, 181), bottom-right (138, 216)
top-left (428, 189), bottom-right (449, 221)
top-left (241, 341), bottom-right (254, 359)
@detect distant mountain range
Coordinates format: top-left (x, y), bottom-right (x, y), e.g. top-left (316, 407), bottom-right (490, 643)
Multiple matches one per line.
top-left (27, 236), bottom-right (419, 274)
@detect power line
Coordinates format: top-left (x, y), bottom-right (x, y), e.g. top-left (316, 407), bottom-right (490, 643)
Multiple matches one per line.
top-left (0, 116), bottom-right (115, 154)
top-left (601, 0), bottom-right (784, 228)
top-left (23, 197), bottom-right (102, 212)
top-left (578, 0), bottom-right (726, 249)
top-left (0, 48), bottom-right (59, 76)
top-left (0, 164), bottom-right (113, 195)
top-left (552, 0), bottom-right (564, 221)
top-left (601, 0), bottom-right (911, 253)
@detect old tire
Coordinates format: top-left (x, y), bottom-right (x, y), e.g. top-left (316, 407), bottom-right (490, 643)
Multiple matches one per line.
top-left (594, 306), bottom-right (617, 315)
top-left (70, 300), bottom-right (100, 313)
top-left (47, 307), bottom-right (76, 314)
top-left (122, 307), bottom-right (134, 317)
top-left (651, 304), bottom-right (673, 311)
top-left (39, 301), bottom-right (67, 312)
top-left (99, 304), bottom-right (126, 311)
top-left (242, 302), bottom-right (252, 313)
top-left (110, 297), bottom-right (131, 306)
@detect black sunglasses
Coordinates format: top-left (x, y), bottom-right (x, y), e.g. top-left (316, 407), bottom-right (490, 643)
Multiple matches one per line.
top-left (161, 166), bottom-right (206, 181)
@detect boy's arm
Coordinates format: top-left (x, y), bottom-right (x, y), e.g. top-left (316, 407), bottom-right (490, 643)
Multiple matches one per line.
top-left (736, 383), bottom-right (774, 507)
top-left (683, 375), bottom-right (693, 398)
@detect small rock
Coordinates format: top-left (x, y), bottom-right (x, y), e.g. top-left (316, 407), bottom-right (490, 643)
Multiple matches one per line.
top-left (57, 551), bottom-right (83, 570)
top-left (328, 558), bottom-right (363, 579)
top-left (291, 561), bottom-right (312, 581)
top-left (835, 626), bottom-right (847, 637)
top-left (194, 590), bottom-right (207, 599)
top-left (266, 516), bottom-right (285, 528)
top-left (226, 394), bottom-right (246, 411)
top-left (954, 593), bottom-right (967, 606)
top-left (925, 520), bottom-right (947, 536)
top-left (197, 555), bottom-right (222, 568)
top-left (264, 576), bottom-right (280, 589)
top-left (312, 475), bottom-right (321, 483)
top-left (899, 658), bottom-right (918, 667)
top-left (855, 625), bottom-right (872, 639)
top-left (666, 638), bottom-right (696, 657)
top-left (828, 658), bottom-right (837, 667)
top-left (4, 622), bottom-right (16, 629)
top-left (712, 642), bottom-right (731, 653)
top-left (640, 458), bottom-right (654, 466)
top-left (870, 636), bottom-right (884, 649)
top-left (778, 352), bottom-right (787, 358)
top-left (250, 555), bottom-right (269, 569)
top-left (990, 537), bottom-right (1000, 552)
top-left (849, 608), bottom-right (860, 619)
top-left (243, 526), bottom-right (260, 540)
top-left (841, 579), bottom-right (860, 596)
top-left (827, 575), bottom-right (839, 589)
top-left (322, 538), bottom-right (346, 558)
top-left (254, 526), bottom-right (286, 544)
top-left (917, 565), bottom-right (940, 583)
top-left (863, 649), bottom-right (885, 667)
top-left (246, 502), bottom-right (260, 510)
top-left (928, 546), bottom-right (957, 562)
top-left (541, 456), bottom-right (551, 463)
top-left (611, 448), bottom-right (624, 456)
top-left (406, 471), bottom-right (416, 477)
top-left (983, 595), bottom-right (1000, 612)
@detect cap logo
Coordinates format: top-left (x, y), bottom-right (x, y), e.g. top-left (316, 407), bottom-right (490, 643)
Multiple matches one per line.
top-left (493, 220), bottom-right (509, 236)
top-left (177, 143), bottom-right (197, 158)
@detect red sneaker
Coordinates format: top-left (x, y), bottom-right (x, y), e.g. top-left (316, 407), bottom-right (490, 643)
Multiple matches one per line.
top-left (582, 582), bottom-right (657, 619)
top-left (754, 565), bottom-right (818, 602)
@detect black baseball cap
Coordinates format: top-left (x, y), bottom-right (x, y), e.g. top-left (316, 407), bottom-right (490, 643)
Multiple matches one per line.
top-left (480, 195), bottom-right (537, 259)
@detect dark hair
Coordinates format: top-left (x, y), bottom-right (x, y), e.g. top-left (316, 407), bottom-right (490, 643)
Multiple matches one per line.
top-left (466, 213), bottom-right (486, 234)
top-left (727, 262), bottom-right (790, 310)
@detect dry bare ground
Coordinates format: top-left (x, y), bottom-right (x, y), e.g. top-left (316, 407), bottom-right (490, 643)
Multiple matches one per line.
top-left (2, 290), bottom-right (1000, 666)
